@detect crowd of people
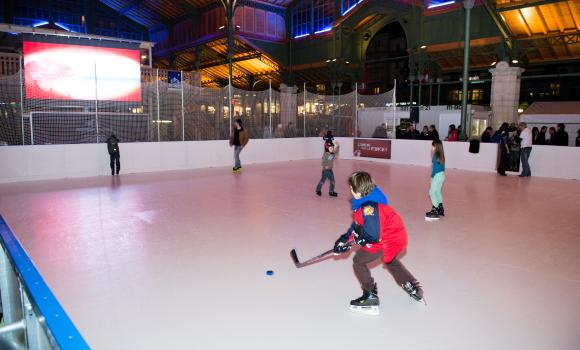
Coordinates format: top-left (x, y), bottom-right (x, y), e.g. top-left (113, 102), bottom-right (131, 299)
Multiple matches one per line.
top-left (481, 122), bottom-right (574, 146)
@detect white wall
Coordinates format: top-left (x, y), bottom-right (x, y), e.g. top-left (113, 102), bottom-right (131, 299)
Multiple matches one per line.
top-left (1, 138), bottom-right (579, 183)
top-left (0, 138), bottom-right (324, 183)
top-left (336, 137), bottom-right (580, 180)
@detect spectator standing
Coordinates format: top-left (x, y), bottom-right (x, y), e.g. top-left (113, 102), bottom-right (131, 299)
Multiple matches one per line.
top-left (554, 123), bottom-right (569, 146)
top-left (428, 125), bottom-right (439, 141)
top-left (518, 122), bottom-right (532, 177)
top-left (531, 127), bottom-right (539, 145)
top-left (481, 127), bottom-right (493, 143)
top-left (537, 126), bottom-right (547, 145)
top-left (497, 123), bottom-right (510, 176)
top-left (420, 126), bottom-right (429, 140)
top-left (285, 122), bottom-right (297, 138)
top-left (446, 124), bottom-right (458, 141)
top-left (547, 127), bottom-right (557, 145)
top-left (408, 124), bottom-right (421, 140)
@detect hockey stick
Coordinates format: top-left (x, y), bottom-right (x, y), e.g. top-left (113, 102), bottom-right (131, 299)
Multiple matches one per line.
top-left (290, 241), bottom-right (354, 268)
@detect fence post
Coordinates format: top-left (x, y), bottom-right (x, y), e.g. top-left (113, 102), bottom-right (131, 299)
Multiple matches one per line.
top-left (354, 82), bottom-right (358, 138)
top-left (19, 55), bottom-right (25, 145)
top-left (94, 63), bottom-right (99, 143)
top-left (156, 68), bottom-right (161, 142)
top-left (303, 82), bottom-right (306, 137)
top-left (393, 79), bottom-right (397, 136)
top-left (269, 79), bottom-right (272, 138)
top-left (181, 71), bottom-right (185, 141)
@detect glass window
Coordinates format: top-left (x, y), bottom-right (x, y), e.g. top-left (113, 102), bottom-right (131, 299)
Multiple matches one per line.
top-left (313, 0), bottom-right (333, 33)
top-left (293, 0), bottom-right (334, 37)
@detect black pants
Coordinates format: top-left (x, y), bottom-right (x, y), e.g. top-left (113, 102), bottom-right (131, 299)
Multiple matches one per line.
top-left (110, 153), bottom-right (120, 174)
top-left (497, 147), bottom-right (509, 174)
top-left (353, 249), bottom-right (419, 293)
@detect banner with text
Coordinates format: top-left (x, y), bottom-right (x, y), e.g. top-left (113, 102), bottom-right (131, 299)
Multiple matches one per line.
top-left (353, 138), bottom-right (392, 159)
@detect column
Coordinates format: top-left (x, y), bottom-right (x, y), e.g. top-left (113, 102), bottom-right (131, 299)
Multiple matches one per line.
top-left (489, 61), bottom-right (524, 129)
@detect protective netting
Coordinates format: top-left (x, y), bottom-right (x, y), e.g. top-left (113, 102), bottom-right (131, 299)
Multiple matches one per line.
top-left (0, 61), bottom-right (395, 145)
top-left (356, 88), bottom-right (396, 138)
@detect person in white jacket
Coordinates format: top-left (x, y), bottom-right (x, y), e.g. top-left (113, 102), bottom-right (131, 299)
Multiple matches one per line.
top-left (518, 122), bottom-right (533, 177)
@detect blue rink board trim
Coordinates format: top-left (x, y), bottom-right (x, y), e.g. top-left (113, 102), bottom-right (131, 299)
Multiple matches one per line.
top-left (0, 215), bottom-right (90, 350)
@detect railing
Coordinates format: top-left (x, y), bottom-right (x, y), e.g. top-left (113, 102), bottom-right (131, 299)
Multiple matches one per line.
top-left (0, 215), bottom-right (90, 350)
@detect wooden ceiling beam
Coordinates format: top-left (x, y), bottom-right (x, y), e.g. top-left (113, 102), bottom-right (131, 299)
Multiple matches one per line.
top-left (517, 9), bottom-right (534, 36)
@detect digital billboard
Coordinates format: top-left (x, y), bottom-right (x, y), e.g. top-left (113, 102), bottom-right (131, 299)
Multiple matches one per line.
top-left (23, 41), bottom-right (141, 101)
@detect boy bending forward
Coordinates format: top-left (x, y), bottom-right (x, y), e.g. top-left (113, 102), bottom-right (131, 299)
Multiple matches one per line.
top-left (334, 171), bottom-right (425, 315)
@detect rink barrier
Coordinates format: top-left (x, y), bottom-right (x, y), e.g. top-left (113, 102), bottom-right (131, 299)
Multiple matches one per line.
top-left (0, 215), bottom-right (90, 350)
top-left (0, 137), bottom-right (578, 182)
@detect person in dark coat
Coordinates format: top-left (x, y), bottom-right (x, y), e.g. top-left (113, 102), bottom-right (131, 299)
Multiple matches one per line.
top-left (481, 127), bottom-right (493, 143)
top-left (554, 123), bottom-right (569, 146)
top-left (106, 134), bottom-right (121, 176)
top-left (536, 126), bottom-right (547, 145)
top-left (496, 123), bottom-right (510, 176)
top-left (428, 125), bottom-right (440, 141)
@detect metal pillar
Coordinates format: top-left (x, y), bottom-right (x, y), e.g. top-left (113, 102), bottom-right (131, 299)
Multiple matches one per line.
top-left (156, 68), bottom-right (161, 142)
top-left (437, 84), bottom-right (441, 105)
top-left (354, 82), bottom-right (358, 137)
top-left (409, 83), bottom-right (413, 105)
top-left (181, 71), bottom-right (185, 141)
top-left (303, 82), bottom-right (306, 137)
top-left (392, 79), bottom-right (397, 135)
top-left (94, 63), bottom-right (99, 143)
top-left (268, 79), bottom-right (272, 138)
top-left (460, 0), bottom-right (475, 140)
top-left (19, 55), bottom-right (24, 145)
top-left (222, 0), bottom-right (236, 137)
top-left (418, 80), bottom-right (422, 107)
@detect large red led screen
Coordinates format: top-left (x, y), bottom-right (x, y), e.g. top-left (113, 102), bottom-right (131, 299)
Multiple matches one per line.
top-left (23, 41), bottom-right (141, 101)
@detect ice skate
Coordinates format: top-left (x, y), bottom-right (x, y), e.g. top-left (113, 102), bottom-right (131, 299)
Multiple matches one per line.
top-left (437, 203), bottom-right (445, 217)
top-left (316, 190), bottom-right (322, 196)
top-left (349, 285), bottom-right (380, 315)
top-left (402, 281), bottom-right (426, 305)
top-left (329, 191), bottom-right (338, 197)
top-left (425, 206), bottom-right (440, 221)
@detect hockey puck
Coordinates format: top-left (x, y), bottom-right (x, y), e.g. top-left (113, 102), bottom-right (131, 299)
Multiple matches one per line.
top-left (266, 270), bottom-right (274, 276)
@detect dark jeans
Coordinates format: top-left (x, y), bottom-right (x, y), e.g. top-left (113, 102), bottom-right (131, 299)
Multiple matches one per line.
top-left (520, 147), bottom-right (532, 176)
top-left (316, 169), bottom-right (335, 192)
top-left (353, 249), bottom-right (419, 293)
top-left (110, 153), bottom-right (120, 174)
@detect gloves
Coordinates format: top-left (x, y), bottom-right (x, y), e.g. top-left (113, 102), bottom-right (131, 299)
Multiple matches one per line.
top-left (351, 223), bottom-right (366, 246)
top-left (333, 233), bottom-right (351, 254)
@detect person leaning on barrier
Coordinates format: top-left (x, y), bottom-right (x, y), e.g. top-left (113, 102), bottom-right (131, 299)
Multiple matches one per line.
top-left (106, 134), bottom-right (121, 176)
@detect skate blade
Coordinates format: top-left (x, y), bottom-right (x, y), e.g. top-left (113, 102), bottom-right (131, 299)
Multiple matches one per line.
top-left (424, 216), bottom-right (440, 221)
top-left (349, 305), bottom-right (380, 315)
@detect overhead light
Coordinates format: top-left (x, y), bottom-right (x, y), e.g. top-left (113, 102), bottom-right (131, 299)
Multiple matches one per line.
top-left (490, 61), bottom-right (497, 66)
top-left (517, 108), bottom-right (524, 113)
top-left (315, 27), bottom-right (332, 34)
top-left (427, 1), bottom-right (456, 9)
top-left (345, 60), bottom-right (350, 64)
top-left (32, 21), bottom-right (49, 28)
top-left (141, 55), bottom-right (148, 59)
top-left (235, 25), bottom-right (241, 30)
top-left (54, 22), bottom-right (73, 32)
top-left (332, 58), bottom-right (337, 62)
top-left (420, 45), bottom-right (427, 49)
top-left (512, 59), bottom-right (519, 64)
top-left (325, 59), bottom-right (331, 63)
top-left (294, 33), bottom-right (310, 39)
top-left (218, 25), bottom-right (225, 30)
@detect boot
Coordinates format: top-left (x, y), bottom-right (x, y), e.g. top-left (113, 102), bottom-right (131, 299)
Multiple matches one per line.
top-left (349, 283), bottom-right (379, 315)
top-left (425, 206), bottom-right (440, 220)
top-left (402, 281), bottom-right (426, 305)
top-left (437, 203), bottom-right (444, 217)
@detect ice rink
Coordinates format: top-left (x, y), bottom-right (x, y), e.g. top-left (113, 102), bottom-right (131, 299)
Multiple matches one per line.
top-left (0, 159), bottom-right (579, 349)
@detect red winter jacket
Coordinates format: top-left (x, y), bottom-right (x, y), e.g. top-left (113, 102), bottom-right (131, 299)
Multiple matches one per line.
top-left (351, 203), bottom-right (408, 263)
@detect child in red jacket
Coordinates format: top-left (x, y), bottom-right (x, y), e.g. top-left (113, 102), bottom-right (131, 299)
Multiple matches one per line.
top-left (334, 171), bottom-right (425, 315)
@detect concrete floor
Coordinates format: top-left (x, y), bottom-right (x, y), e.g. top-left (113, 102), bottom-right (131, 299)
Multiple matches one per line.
top-left (0, 159), bottom-right (579, 349)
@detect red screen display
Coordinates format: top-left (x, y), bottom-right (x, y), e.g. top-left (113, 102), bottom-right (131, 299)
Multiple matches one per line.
top-left (23, 41), bottom-right (141, 102)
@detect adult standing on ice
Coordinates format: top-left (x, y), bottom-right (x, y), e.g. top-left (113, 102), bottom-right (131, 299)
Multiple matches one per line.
top-left (229, 118), bottom-right (248, 172)
top-left (333, 171), bottom-right (425, 315)
top-left (106, 134), bottom-right (121, 176)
